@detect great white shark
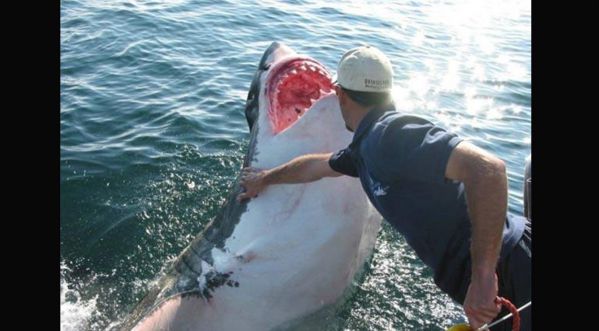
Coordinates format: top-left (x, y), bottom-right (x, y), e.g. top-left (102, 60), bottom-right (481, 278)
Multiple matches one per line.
top-left (119, 42), bottom-right (382, 331)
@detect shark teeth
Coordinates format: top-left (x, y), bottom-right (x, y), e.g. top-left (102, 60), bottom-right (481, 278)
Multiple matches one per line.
top-left (274, 61), bottom-right (330, 84)
top-left (268, 58), bottom-right (334, 134)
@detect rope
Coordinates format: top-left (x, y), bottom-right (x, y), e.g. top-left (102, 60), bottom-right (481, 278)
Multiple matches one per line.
top-left (494, 296), bottom-right (520, 331)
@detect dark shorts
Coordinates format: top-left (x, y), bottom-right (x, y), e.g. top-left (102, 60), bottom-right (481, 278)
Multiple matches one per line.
top-left (493, 221), bottom-right (531, 331)
top-left (451, 222), bottom-right (531, 331)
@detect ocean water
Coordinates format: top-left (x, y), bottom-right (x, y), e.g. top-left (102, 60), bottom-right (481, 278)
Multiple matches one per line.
top-left (60, 1), bottom-right (531, 330)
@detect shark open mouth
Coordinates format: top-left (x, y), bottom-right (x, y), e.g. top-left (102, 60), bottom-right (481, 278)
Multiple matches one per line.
top-left (267, 57), bottom-right (334, 134)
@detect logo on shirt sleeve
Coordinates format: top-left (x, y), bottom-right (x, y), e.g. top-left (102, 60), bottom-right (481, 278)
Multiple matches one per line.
top-left (366, 173), bottom-right (389, 197)
top-left (373, 184), bottom-right (389, 196)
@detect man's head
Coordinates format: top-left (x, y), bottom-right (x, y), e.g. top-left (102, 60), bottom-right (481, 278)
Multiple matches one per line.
top-left (334, 46), bottom-right (394, 131)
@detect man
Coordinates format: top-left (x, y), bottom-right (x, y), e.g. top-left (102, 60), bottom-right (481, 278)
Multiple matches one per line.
top-left (237, 46), bottom-right (531, 331)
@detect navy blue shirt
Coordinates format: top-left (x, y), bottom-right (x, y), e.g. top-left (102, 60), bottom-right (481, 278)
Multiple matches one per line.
top-left (329, 105), bottom-right (526, 300)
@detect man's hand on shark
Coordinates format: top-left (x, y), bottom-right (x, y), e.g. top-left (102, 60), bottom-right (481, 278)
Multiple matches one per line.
top-left (237, 167), bottom-right (268, 201)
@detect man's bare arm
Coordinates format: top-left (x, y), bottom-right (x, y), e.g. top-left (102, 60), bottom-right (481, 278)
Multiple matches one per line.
top-left (237, 153), bottom-right (342, 201)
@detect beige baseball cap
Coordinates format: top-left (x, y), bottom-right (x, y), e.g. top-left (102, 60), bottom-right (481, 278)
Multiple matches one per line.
top-left (336, 45), bottom-right (393, 93)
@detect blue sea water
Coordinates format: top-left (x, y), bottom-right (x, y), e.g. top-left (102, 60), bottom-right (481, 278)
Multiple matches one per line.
top-left (60, 1), bottom-right (530, 330)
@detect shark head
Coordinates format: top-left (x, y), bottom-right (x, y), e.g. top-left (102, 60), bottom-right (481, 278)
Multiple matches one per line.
top-left (245, 42), bottom-right (335, 136)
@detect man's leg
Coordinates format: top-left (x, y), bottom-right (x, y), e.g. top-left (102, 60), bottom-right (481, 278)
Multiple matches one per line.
top-left (493, 222), bottom-right (531, 331)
